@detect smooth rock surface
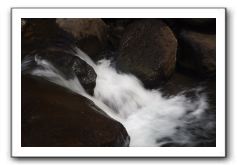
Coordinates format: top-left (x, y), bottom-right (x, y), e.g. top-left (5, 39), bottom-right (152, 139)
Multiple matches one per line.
top-left (56, 18), bottom-right (108, 58)
top-left (117, 19), bottom-right (177, 88)
top-left (21, 75), bottom-right (130, 147)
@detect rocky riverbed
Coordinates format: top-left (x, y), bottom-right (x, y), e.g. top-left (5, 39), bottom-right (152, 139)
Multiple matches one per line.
top-left (21, 18), bottom-right (216, 147)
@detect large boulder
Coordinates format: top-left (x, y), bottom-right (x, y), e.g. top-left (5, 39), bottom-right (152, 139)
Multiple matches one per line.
top-left (177, 30), bottom-right (216, 77)
top-left (22, 19), bottom-right (97, 95)
top-left (116, 19), bottom-right (177, 88)
top-left (21, 75), bottom-right (130, 147)
top-left (56, 18), bottom-right (108, 59)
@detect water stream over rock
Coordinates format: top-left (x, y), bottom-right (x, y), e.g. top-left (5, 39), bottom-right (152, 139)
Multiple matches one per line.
top-left (22, 48), bottom-right (215, 147)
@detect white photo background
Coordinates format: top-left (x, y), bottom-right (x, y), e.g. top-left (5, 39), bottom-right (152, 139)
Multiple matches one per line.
top-left (12, 8), bottom-right (225, 157)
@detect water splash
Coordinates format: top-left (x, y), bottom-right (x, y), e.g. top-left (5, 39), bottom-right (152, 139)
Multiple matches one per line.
top-left (94, 59), bottom-right (211, 146)
top-left (22, 49), bottom-right (215, 147)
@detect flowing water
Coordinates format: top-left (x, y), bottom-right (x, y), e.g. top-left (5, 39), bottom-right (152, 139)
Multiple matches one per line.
top-left (22, 48), bottom-right (216, 147)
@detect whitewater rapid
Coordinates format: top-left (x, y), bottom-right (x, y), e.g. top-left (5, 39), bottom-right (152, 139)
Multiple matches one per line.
top-left (22, 49), bottom-right (215, 147)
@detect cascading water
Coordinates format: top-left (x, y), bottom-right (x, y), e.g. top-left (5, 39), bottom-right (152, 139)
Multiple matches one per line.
top-left (22, 48), bottom-right (216, 147)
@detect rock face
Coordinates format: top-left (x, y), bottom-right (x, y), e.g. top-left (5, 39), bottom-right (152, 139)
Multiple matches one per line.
top-left (56, 18), bottom-right (108, 59)
top-left (21, 75), bottom-right (130, 147)
top-left (116, 19), bottom-right (177, 88)
top-left (177, 30), bottom-right (216, 77)
top-left (22, 19), bottom-right (97, 95)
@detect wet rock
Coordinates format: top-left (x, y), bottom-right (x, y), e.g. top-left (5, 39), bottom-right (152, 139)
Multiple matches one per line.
top-left (22, 19), bottom-right (97, 95)
top-left (21, 75), bottom-right (130, 147)
top-left (56, 18), bottom-right (108, 58)
top-left (160, 70), bottom-right (216, 112)
top-left (42, 52), bottom-right (97, 95)
top-left (117, 19), bottom-right (177, 88)
top-left (177, 30), bottom-right (216, 77)
top-left (160, 71), bottom-right (203, 97)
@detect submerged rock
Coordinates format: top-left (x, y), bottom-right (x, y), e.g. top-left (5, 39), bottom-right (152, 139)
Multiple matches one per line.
top-left (21, 75), bottom-right (130, 147)
top-left (177, 30), bottom-right (216, 77)
top-left (117, 19), bottom-right (177, 88)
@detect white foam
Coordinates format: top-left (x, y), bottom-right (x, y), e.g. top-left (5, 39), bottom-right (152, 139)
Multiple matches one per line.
top-left (94, 59), bottom-right (208, 146)
top-left (23, 49), bottom-right (210, 147)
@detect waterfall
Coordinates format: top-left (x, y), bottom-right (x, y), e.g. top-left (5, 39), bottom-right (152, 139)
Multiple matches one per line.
top-left (22, 48), bottom-right (215, 147)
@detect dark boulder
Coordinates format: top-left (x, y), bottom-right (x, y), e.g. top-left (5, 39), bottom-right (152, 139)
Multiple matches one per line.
top-left (117, 19), bottom-right (177, 88)
top-left (56, 18), bottom-right (108, 59)
top-left (21, 75), bottom-right (130, 147)
top-left (177, 30), bottom-right (216, 77)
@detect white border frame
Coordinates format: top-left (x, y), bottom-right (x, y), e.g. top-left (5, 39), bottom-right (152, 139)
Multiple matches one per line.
top-left (11, 8), bottom-right (226, 157)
